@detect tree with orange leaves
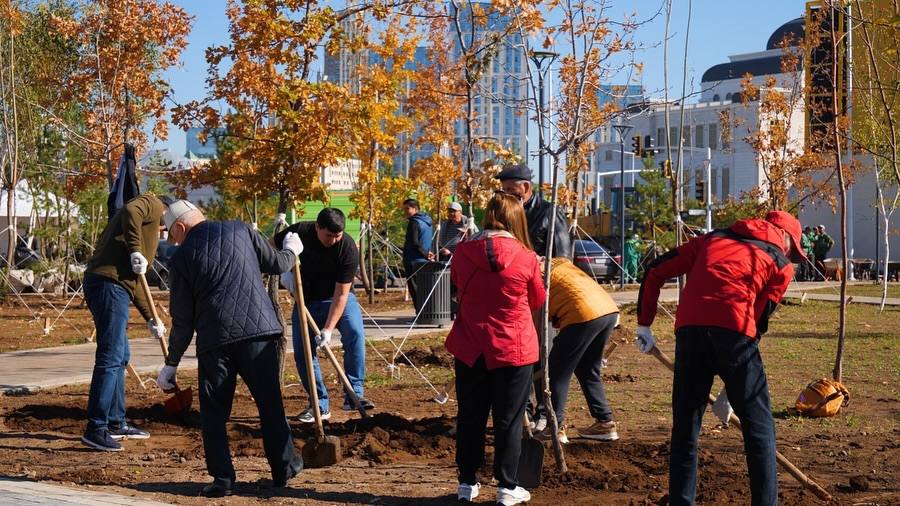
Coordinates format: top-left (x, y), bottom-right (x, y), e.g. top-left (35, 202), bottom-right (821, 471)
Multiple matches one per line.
top-left (48, 0), bottom-right (192, 189)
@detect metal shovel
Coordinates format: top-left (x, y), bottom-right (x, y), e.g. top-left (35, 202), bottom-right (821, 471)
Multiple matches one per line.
top-left (292, 261), bottom-right (342, 467)
top-left (517, 411), bottom-right (545, 489)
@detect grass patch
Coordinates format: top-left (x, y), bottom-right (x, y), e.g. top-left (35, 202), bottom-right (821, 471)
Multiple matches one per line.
top-left (805, 282), bottom-right (900, 299)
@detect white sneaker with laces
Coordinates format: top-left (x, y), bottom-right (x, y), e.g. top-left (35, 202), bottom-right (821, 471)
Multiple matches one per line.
top-left (457, 482), bottom-right (480, 502)
top-left (497, 486), bottom-right (531, 505)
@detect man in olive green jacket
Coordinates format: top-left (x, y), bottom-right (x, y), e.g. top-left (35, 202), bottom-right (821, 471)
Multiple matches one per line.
top-left (81, 193), bottom-right (168, 452)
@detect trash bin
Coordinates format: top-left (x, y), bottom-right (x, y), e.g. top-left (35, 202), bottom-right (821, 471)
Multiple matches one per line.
top-left (413, 261), bottom-right (452, 326)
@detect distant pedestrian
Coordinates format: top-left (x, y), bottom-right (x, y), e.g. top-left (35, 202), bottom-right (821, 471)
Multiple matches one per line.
top-left (537, 257), bottom-right (620, 445)
top-left (800, 226), bottom-right (816, 280)
top-left (445, 192), bottom-right (545, 506)
top-left (81, 193), bottom-right (167, 452)
top-left (624, 234), bottom-right (641, 282)
top-left (402, 198), bottom-right (434, 311)
top-left (437, 201), bottom-right (475, 261)
top-left (156, 200), bottom-right (303, 497)
top-left (814, 225), bottom-right (834, 280)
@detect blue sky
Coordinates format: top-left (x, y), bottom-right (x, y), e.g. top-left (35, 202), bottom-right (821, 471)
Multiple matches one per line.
top-left (149, 0), bottom-right (804, 157)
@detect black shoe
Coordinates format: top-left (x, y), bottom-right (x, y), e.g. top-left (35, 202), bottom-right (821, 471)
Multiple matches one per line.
top-left (201, 482), bottom-right (233, 498)
top-left (81, 428), bottom-right (123, 452)
top-left (108, 423), bottom-right (150, 440)
top-left (273, 461), bottom-right (302, 488)
top-left (342, 397), bottom-right (375, 411)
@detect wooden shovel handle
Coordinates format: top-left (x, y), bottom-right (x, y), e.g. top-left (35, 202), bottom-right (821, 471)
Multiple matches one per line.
top-left (302, 306), bottom-right (370, 419)
top-left (648, 346), bottom-right (832, 501)
top-left (137, 273), bottom-right (169, 359)
top-left (292, 262), bottom-right (327, 442)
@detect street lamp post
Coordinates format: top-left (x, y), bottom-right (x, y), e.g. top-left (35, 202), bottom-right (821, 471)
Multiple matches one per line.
top-left (612, 124), bottom-right (632, 289)
top-left (531, 50), bottom-right (558, 190)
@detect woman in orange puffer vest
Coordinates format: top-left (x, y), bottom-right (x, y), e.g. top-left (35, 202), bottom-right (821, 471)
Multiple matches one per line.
top-left (538, 257), bottom-right (620, 443)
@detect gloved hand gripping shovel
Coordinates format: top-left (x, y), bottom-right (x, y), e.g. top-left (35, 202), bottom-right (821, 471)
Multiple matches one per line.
top-left (647, 346), bottom-right (832, 502)
top-left (292, 261), bottom-right (342, 467)
top-left (138, 273), bottom-right (192, 415)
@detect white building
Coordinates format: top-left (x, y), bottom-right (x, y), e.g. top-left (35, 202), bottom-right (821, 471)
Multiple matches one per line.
top-left (321, 158), bottom-right (361, 191)
top-left (590, 18), bottom-right (807, 210)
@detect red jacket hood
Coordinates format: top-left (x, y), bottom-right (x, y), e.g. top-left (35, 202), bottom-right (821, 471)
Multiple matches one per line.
top-left (455, 231), bottom-right (528, 273)
top-left (729, 219), bottom-right (789, 256)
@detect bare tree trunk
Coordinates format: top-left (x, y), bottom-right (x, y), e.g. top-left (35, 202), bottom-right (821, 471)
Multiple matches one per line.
top-left (829, 5), bottom-right (849, 383)
top-left (271, 191), bottom-right (289, 387)
top-left (1, 23), bottom-right (20, 265)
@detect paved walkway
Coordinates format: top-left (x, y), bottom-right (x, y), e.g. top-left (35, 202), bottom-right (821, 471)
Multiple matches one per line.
top-left (0, 478), bottom-right (171, 505)
top-left (0, 310), bottom-right (440, 394)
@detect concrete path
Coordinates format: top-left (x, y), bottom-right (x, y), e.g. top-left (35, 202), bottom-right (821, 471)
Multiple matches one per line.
top-left (0, 478), bottom-right (171, 506)
top-left (0, 311), bottom-right (441, 394)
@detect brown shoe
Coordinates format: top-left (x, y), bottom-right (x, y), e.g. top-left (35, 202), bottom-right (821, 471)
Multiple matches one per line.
top-left (579, 420), bottom-right (619, 441)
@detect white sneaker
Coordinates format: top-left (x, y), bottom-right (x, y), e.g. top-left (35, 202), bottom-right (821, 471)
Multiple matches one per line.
top-left (457, 482), bottom-right (480, 502)
top-left (497, 486), bottom-right (531, 505)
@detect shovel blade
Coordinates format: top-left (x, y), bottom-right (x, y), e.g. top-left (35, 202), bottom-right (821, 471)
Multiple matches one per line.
top-left (163, 386), bottom-right (193, 416)
top-left (517, 437), bottom-right (544, 489)
top-left (302, 435), bottom-right (342, 468)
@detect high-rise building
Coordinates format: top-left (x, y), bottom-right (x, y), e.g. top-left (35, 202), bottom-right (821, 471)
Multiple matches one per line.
top-left (450, 2), bottom-right (529, 168)
top-left (322, 3), bottom-right (365, 91)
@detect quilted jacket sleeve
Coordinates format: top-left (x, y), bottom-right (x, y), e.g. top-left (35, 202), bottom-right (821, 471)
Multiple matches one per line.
top-left (165, 252), bottom-right (195, 367)
top-left (250, 224), bottom-right (295, 275)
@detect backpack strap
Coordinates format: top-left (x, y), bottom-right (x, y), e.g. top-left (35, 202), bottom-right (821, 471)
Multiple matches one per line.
top-left (708, 229), bottom-right (790, 269)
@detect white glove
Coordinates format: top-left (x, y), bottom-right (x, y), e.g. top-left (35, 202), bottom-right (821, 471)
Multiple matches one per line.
top-left (635, 325), bottom-right (656, 354)
top-left (130, 252), bottom-right (148, 275)
top-left (156, 365), bottom-right (177, 392)
top-left (282, 232), bottom-right (303, 257)
top-left (280, 270), bottom-right (296, 295)
top-left (712, 390), bottom-right (734, 426)
top-left (147, 319), bottom-right (166, 340)
top-left (315, 328), bottom-right (332, 348)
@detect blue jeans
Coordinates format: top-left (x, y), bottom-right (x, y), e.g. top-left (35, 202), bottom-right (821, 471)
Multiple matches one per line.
top-left (670, 326), bottom-right (778, 506)
top-left (83, 274), bottom-right (131, 432)
top-left (291, 292), bottom-right (366, 412)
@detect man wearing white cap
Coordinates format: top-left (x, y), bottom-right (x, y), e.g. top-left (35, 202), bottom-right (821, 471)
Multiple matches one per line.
top-left (81, 193), bottom-right (168, 452)
top-left (437, 201), bottom-right (476, 260)
top-left (155, 200), bottom-right (304, 497)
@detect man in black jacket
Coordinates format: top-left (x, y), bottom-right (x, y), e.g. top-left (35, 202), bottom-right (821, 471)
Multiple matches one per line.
top-left (155, 200), bottom-right (303, 497)
top-left (496, 164), bottom-right (572, 259)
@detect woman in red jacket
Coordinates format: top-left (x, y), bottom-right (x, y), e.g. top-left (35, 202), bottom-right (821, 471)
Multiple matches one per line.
top-left (445, 192), bottom-right (546, 506)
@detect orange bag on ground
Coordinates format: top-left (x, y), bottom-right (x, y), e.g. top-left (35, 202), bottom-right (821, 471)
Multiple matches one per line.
top-left (794, 378), bottom-right (850, 417)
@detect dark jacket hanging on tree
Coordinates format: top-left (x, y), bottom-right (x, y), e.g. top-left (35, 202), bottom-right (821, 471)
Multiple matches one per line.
top-left (107, 144), bottom-right (140, 221)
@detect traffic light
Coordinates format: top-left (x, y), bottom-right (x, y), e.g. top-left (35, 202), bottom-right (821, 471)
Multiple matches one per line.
top-left (659, 159), bottom-right (672, 179)
top-left (695, 181), bottom-right (706, 201)
top-left (643, 135), bottom-right (655, 158)
top-left (631, 135), bottom-right (643, 156)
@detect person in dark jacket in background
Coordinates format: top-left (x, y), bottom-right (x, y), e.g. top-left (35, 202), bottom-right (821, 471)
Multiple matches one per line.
top-left (402, 198), bottom-right (433, 311)
top-left (81, 193), bottom-right (168, 452)
top-left (496, 163), bottom-right (572, 259)
top-left (634, 210), bottom-right (805, 506)
top-left (155, 200), bottom-right (304, 498)
top-left (445, 193), bottom-right (545, 506)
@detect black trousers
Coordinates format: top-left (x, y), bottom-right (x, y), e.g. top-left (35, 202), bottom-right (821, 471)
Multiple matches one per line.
top-left (548, 313), bottom-right (618, 426)
top-left (455, 356), bottom-right (533, 489)
top-left (198, 336), bottom-right (302, 487)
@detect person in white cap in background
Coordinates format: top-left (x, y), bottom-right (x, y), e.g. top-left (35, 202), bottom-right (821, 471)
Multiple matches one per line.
top-left (155, 200), bottom-right (304, 497)
top-left (438, 201), bottom-right (477, 261)
top-left (81, 193), bottom-right (168, 452)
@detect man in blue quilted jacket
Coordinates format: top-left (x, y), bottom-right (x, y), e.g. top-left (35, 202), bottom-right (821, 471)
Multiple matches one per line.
top-left (155, 200), bottom-right (303, 498)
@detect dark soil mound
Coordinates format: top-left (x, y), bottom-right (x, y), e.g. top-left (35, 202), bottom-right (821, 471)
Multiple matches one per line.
top-left (396, 346), bottom-right (454, 369)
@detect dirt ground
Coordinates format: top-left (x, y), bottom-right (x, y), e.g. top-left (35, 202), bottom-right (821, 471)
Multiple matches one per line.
top-left (2, 296), bottom-right (899, 505)
top-left (0, 289), bottom-right (411, 353)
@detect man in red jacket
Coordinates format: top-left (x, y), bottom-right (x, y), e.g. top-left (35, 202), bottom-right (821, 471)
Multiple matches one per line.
top-left (634, 211), bottom-right (805, 506)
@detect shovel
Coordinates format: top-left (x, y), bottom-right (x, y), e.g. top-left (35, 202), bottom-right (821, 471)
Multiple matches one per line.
top-left (301, 306), bottom-right (370, 419)
top-left (292, 261), bottom-right (342, 467)
top-left (517, 411), bottom-right (545, 489)
top-left (138, 273), bottom-right (193, 415)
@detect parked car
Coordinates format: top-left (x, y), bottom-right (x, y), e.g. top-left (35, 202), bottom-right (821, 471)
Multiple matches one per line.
top-left (573, 239), bottom-right (620, 281)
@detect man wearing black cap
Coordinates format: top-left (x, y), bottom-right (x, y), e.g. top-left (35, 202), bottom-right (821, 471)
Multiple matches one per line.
top-left (496, 163), bottom-right (572, 259)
